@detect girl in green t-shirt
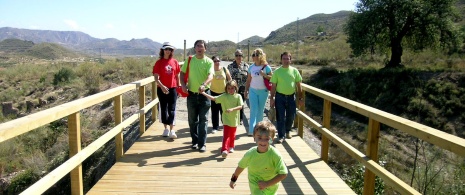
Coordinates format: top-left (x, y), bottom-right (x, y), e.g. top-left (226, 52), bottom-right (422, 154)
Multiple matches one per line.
top-left (201, 80), bottom-right (243, 158)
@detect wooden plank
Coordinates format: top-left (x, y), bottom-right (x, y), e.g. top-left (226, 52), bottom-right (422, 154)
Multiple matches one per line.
top-left (87, 121), bottom-right (355, 195)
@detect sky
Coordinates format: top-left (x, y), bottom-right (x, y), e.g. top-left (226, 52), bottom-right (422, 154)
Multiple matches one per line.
top-left (0, 0), bottom-right (357, 48)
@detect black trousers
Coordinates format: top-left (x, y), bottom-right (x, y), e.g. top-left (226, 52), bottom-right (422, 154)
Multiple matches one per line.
top-left (210, 91), bottom-right (223, 129)
top-left (157, 87), bottom-right (177, 125)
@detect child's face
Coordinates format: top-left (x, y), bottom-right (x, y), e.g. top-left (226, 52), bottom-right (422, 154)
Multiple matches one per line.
top-left (226, 86), bottom-right (236, 95)
top-left (255, 131), bottom-right (272, 153)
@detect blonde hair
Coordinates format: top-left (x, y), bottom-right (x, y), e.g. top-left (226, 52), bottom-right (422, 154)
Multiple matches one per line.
top-left (253, 48), bottom-right (268, 65)
top-left (253, 121), bottom-right (276, 138)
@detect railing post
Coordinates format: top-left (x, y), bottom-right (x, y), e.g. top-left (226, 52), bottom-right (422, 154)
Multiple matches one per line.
top-left (321, 99), bottom-right (331, 162)
top-left (297, 70), bottom-right (304, 138)
top-left (114, 95), bottom-right (123, 160)
top-left (139, 85), bottom-right (146, 134)
top-left (151, 81), bottom-right (158, 122)
top-left (68, 112), bottom-right (83, 195)
top-left (363, 118), bottom-right (380, 194)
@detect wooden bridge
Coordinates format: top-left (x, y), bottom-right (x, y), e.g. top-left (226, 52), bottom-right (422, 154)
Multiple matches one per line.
top-left (1, 73), bottom-right (464, 194)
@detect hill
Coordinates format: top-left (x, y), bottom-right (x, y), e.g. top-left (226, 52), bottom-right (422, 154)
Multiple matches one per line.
top-left (0, 27), bottom-right (162, 56)
top-left (0, 38), bottom-right (80, 60)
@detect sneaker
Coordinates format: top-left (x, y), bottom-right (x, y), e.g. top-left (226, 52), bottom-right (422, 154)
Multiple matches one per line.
top-left (222, 151), bottom-right (228, 158)
top-left (169, 130), bottom-right (177, 139)
top-left (248, 132), bottom-right (253, 137)
top-left (240, 121), bottom-right (243, 125)
top-left (286, 133), bottom-right (292, 139)
top-left (229, 148), bottom-right (234, 153)
top-left (212, 129), bottom-right (218, 134)
top-left (276, 138), bottom-right (284, 144)
top-left (162, 129), bottom-right (169, 137)
top-left (199, 145), bottom-right (206, 152)
top-left (192, 144), bottom-right (198, 149)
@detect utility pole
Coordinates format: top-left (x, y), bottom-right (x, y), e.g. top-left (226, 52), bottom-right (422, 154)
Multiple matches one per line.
top-left (296, 17), bottom-right (299, 61)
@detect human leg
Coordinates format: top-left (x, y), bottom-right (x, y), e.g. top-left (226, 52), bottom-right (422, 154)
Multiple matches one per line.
top-left (210, 91), bottom-right (221, 131)
top-left (197, 90), bottom-right (211, 150)
top-left (285, 95), bottom-right (297, 138)
top-left (187, 95), bottom-right (199, 146)
top-left (275, 93), bottom-right (286, 139)
top-left (158, 88), bottom-right (170, 136)
top-left (248, 88), bottom-right (259, 135)
top-left (256, 89), bottom-right (269, 123)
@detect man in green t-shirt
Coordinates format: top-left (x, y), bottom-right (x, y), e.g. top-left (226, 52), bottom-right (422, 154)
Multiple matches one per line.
top-left (269, 52), bottom-right (303, 144)
top-left (180, 40), bottom-right (214, 152)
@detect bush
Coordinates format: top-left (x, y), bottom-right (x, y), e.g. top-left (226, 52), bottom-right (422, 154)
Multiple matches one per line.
top-left (7, 170), bottom-right (39, 195)
top-left (53, 67), bottom-right (75, 85)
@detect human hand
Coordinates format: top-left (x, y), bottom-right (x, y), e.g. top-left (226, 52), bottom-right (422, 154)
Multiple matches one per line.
top-left (259, 70), bottom-right (265, 76)
top-left (229, 181), bottom-right (236, 189)
top-left (181, 85), bottom-right (188, 94)
top-left (162, 86), bottom-right (169, 94)
top-left (198, 84), bottom-right (205, 93)
top-left (244, 91), bottom-right (249, 99)
top-left (258, 181), bottom-right (269, 190)
top-left (226, 108), bottom-right (232, 113)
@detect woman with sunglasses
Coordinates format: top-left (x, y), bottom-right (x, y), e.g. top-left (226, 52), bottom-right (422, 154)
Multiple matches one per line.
top-left (210, 56), bottom-right (231, 134)
top-left (244, 48), bottom-right (273, 136)
top-left (152, 42), bottom-right (180, 139)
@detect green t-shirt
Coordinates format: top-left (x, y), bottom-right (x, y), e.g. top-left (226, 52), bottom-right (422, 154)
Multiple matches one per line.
top-left (181, 56), bottom-right (214, 92)
top-left (270, 66), bottom-right (302, 95)
top-left (238, 146), bottom-right (288, 195)
top-left (215, 93), bottom-right (243, 127)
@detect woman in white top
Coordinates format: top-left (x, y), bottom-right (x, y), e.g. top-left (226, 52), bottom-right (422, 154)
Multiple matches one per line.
top-left (244, 48), bottom-right (272, 136)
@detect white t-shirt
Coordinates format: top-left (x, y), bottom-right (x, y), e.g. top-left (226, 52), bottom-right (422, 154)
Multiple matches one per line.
top-left (248, 64), bottom-right (272, 90)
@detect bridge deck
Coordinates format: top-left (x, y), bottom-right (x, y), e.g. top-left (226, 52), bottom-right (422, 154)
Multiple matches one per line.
top-left (87, 121), bottom-right (354, 194)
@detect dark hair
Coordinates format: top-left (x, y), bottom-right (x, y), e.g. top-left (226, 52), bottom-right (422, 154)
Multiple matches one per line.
top-left (194, 40), bottom-right (207, 50)
top-left (280, 52), bottom-right (292, 60)
top-left (211, 55), bottom-right (219, 61)
top-left (158, 49), bottom-right (173, 59)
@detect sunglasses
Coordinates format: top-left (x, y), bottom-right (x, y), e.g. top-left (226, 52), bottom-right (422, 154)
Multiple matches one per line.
top-left (164, 48), bottom-right (173, 51)
top-left (214, 60), bottom-right (220, 63)
top-left (252, 54), bottom-right (258, 57)
top-left (235, 55), bottom-right (243, 57)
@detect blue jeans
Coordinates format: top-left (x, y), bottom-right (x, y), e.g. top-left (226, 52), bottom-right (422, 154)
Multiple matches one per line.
top-left (275, 92), bottom-right (296, 139)
top-left (248, 88), bottom-right (269, 134)
top-left (187, 90), bottom-right (211, 148)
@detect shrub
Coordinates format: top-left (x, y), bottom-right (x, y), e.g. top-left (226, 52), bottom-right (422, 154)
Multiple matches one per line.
top-left (53, 67), bottom-right (75, 85)
top-left (7, 169), bottom-right (39, 195)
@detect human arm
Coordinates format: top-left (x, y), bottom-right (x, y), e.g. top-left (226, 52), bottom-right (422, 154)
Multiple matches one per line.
top-left (257, 174), bottom-right (287, 190)
top-left (200, 91), bottom-right (216, 101)
top-left (180, 71), bottom-right (188, 93)
top-left (153, 73), bottom-right (169, 94)
top-left (199, 73), bottom-right (213, 93)
top-left (229, 167), bottom-right (245, 189)
top-left (296, 81), bottom-right (303, 107)
top-left (270, 82), bottom-right (277, 108)
top-left (244, 73), bottom-right (252, 99)
top-left (225, 105), bottom-right (242, 113)
top-left (226, 68), bottom-right (232, 82)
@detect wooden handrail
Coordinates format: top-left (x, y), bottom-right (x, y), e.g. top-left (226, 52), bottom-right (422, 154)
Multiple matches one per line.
top-left (297, 82), bottom-right (465, 194)
top-left (0, 76), bottom-right (158, 195)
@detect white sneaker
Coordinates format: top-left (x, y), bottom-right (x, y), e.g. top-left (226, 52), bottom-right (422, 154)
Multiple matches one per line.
top-left (169, 130), bottom-right (177, 139)
top-left (162, 129), bottom-right (169, 137)
top-left (212, 129), bottom-right (218, 134)
top-left (229, 148), bottom-right (234, 153)
top-left (222, 151), bottom-right (228, 158)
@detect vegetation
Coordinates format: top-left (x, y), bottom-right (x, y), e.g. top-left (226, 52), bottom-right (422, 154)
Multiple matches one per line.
top-left (1, 1), bottom-right (465, 194)
top-left (344, 0), bottom-right (462, 68)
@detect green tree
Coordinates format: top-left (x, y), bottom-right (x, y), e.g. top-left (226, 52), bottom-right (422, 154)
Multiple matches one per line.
top-left (344, 0), bottom-right (462, 68)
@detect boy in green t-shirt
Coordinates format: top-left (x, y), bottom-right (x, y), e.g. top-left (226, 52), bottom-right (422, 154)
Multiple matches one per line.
top-left (229, 121), bottom-right (288, 194)
top-left (201, 80), bottom-right (243, 158)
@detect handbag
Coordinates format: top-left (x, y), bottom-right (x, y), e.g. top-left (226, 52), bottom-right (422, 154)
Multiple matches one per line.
top-left (261, 65), bottom-right (272, 91)
top-left (176, 56), bottom-right (192, 97)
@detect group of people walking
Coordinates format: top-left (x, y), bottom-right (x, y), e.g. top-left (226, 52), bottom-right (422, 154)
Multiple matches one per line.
top-left (152, 40), bottom-right (303, 194)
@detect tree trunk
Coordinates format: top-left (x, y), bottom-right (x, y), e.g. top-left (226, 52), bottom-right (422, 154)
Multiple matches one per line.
top-left (387, 38), bottom-right (404, 68)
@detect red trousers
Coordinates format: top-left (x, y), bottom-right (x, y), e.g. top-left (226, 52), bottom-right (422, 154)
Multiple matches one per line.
top-left (222, 125), bottom-right (237, 152)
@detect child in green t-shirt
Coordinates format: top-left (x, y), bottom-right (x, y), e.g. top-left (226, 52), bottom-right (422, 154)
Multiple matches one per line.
top-left (229, 121), bottom-right (288, 194)
top-left (201, 80), bottom-right (243, 158)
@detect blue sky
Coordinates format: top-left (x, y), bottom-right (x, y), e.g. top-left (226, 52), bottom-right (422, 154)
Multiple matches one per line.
top-left (0, 0), bottom-right (357, 48)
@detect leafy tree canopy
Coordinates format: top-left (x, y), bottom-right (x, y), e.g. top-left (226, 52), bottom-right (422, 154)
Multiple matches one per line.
top-left (344, 0), bottom-right (463, 68)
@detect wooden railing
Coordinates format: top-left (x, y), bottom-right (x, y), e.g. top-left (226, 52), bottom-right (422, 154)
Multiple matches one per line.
top-left (0, 77), bottom-right (159, 195)
top-left (294, 83), bottom-right (465, 195)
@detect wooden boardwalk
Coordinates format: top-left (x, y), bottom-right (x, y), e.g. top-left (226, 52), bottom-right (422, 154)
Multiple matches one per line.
top-left (87, 121), bottom-right (355, 194)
